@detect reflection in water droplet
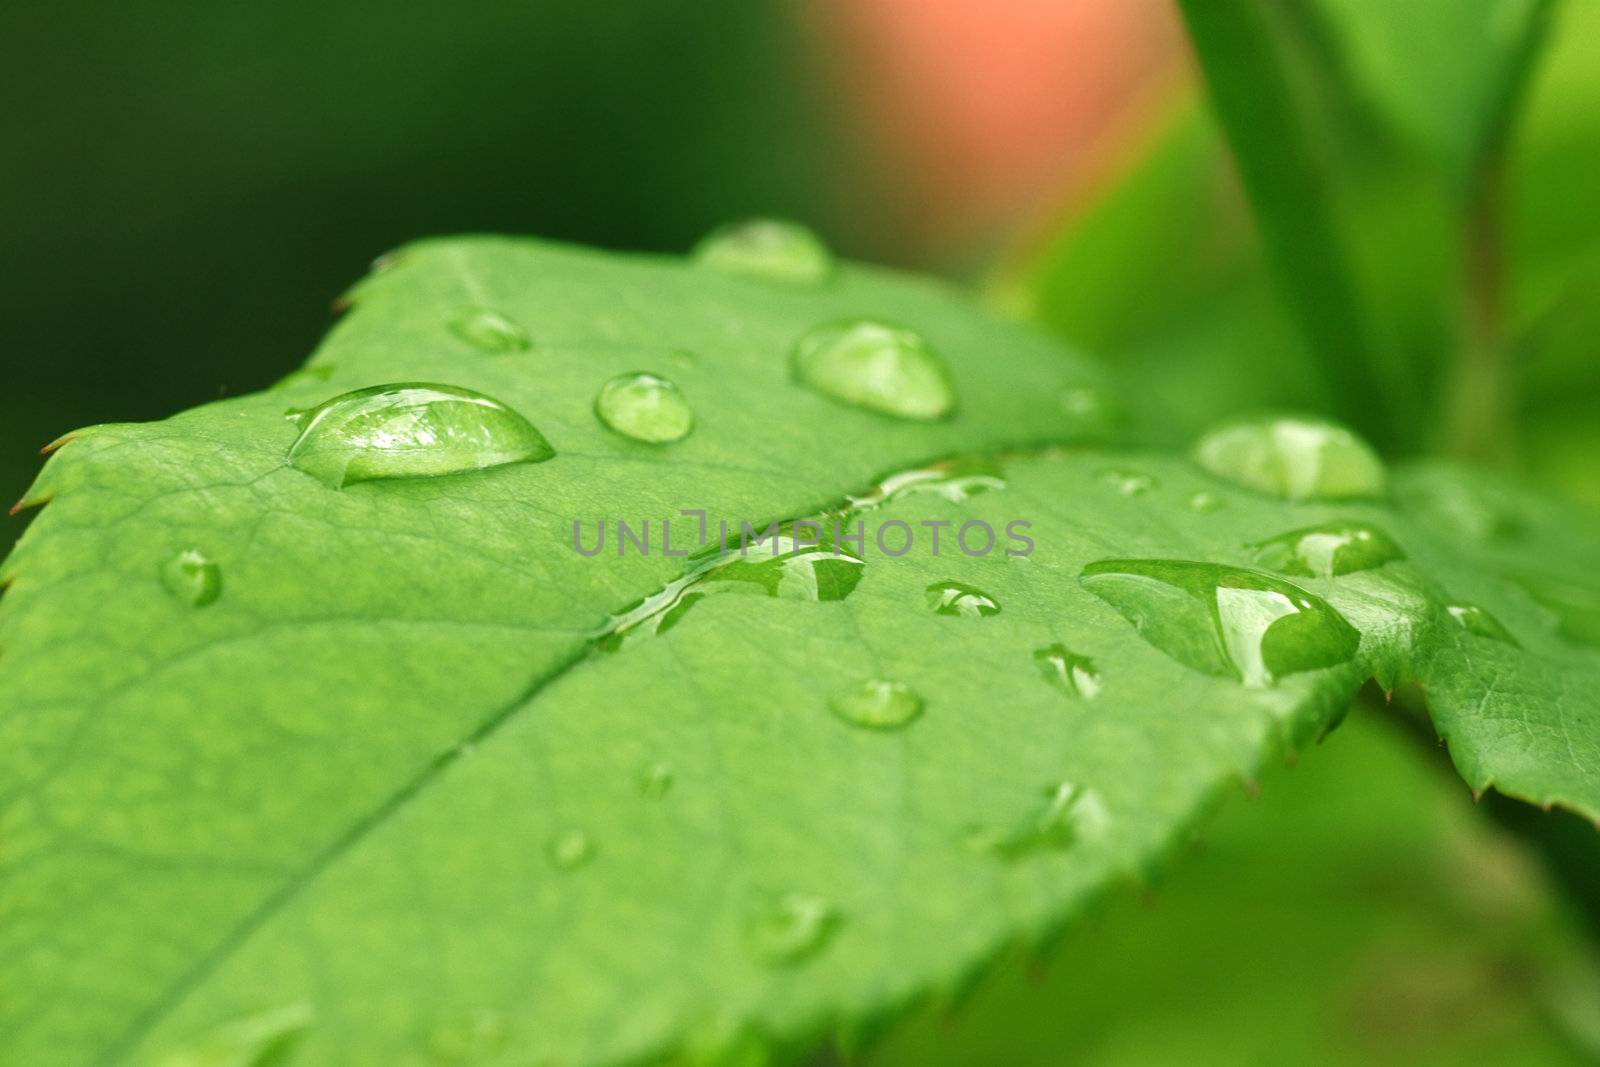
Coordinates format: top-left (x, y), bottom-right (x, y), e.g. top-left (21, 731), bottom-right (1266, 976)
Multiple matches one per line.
top-left (594, 372), bottom-right (694, 444)
top-left (1446, 602), bottom-right (1519, 646)
top-left (448, 306), bottom-right (530, 352)
top-left (600, 523), bottom-right (864, 651)
top-left (546, 829), bottom-right (594, 870)
top-left (1251, 522), bottom-right (1405, 579)
top-left (426, 1007), bottom-right (507, 1063)
top-left (847, 458), bottom-right (1005, 510)
top-left (286, 383), bottom-right (553, 488)
top-left (792, 319), bottom-right (956, 420)
top-left (926, 580), bottom-right (1000, 618)
top-left (744, 893), bottom-right (838, 965)
top-left (1189, 492), bottom-right (1222, 513)
top-left (154, 1003), bottom-right (312, 1067)
top-left (693, 218), bottom-right (834, 284)
top-left (1192, 415), bottom-right (1386, 501)
top-left (161, 550), bottom-right (221, 608)
top-left (830, 679), bottom-right (924, 730)
top-left (1034, 644), bottom-right (1101, 699)
top-left (1081, 559), bottom-right (1360, 688)
top-left (640, 762), bottom-right (675, 799)
top-left (1102, 469), bottom-right (1155, 496)
top-left (968, 782), bottom-right (1109, 859)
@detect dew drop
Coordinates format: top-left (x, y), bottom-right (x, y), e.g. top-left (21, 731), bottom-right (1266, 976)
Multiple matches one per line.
top-left (792, 319), bottom-right (956, 420)
top-left (425, 1007), bottom-right (507, 1063)
top-left (286, 383), bottom-right (553, 488)
top-left (1446, 602), bottom-right (1520, 647)
top-left (830, 679), bottom-right (924, 730)
top-left (594, 372), bottom-right (694, 444)
top-left (161, 549), bottom-right (221, 608)
top-left (448, 306), bottom-right (530, 353)
top-left (1034, 644), bottom-right (1101, 699)
top-left (693, 218), bottom-right (834, 284)
top-left (926, 580), bottom-right (1000, 618)
top-left (1251, 522), bottom-right (1405, 579)
top-left (847, 458), bottom-right (1005, 509)
top-left (1081, 559), bottom-right (1360, 688)
top-left (154, 1004), bottom-right (312, 1067)
top-left (546, 829), bottom-right (594, 870)
top-left (1513, 574), bottom-right (1600, 650)
top-left (640, 762), bottom-right (675, 799)
top-left (1192, 415), bottom-right (1386, 501)
top-left (968, 782), bottom-right (1108, 859)
top-left (1059, 383), bottom-right (1108, 422)
top-left (743, 893), bottom-right (839, 966)
top-left (1188, 491), bottom-right (1222, 513)
top-left (1102, 469), bottom-right (1155, 496)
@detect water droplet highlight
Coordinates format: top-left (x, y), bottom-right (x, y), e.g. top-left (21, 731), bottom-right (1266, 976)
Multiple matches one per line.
top-left (792, 319), bottom-right (956, 420)
top-left (1188, 492), bottom-right (1222, 513)
top-left (926, 580), bottom-right (1000, 618)
top-left (594, 372), bottom-right (693, 444)
top-left (830, 679), bottom-right (923, 730)
top-left (1192, 415), bottom-right (1386, 501)
top-left (161, 549), bottom-right (221, 608)
top-left (425, 1007), bottom-right (507, 1063)
top-left (286, 383), bottom-right (553, 488)
top-left (847, 458), bottom-right (1005, 509)
top-left (1102, 469), bottom-right (1155, 496)
top-left (1034, 644), bottom-right (1101, 699)
top-left (693, 218), bottom-right (834, 284)
top-left (1251, 522), bottom-right (1405, 579)
top-left (968, 782), bottom-right (1108, 859)
top-left (1081, 559), bottom-right (1360, 688)
top-left (1446, 602), bottom-right (1519, 646)
top-left (448, 306), bottom-right (530, 353)
top-left (743, 893), bottom-right (839, 965)
top-left (546, 829), bottom-right (594, 870)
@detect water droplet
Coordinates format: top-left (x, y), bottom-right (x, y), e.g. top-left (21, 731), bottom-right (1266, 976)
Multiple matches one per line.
top-left (847, 458), bottom-right (1005, 509)
top-left (1059, 384), bottom-right (1109, 422)
top-left (286, 383), bottom-right (553, 488)
top-left (1102, 469), bottom-right (1155, 496)
top-left (1250, 522), bottom-right (1405, 579)
top-left (693, 218), bottom-right (834, 284)
top-left (1513, 573), bottom-right (1600, 649)
top-left (425, 1007), bottom-right (507, 1063)
top-left (968, 782), bottom-right (1108, 859)
top-left (1446, 602), bottom-right (1519, 646)
top-left (1189, 492), bottom-right (1222, 513)
top-left (926, 580), bottom-right (1000, 618)
top-left (792, 319), bottom-right (956, 420)
top-left (161, 549), bottom-right (221, 608)
top-left (546, 829), bottom-right (594, 870)
top-left (1081, 559), bottom-right (1361, 688)
top-left (594, 372), bottom-right (694, 444)
top-left (743, 893), bottom-right (838, 965)
top-left (1192, 415), bottom-right (1386, 501)
top-left (1034, 644), bottom-right (1101, 698)
top-left (601, 522), bottom-right (864, 650)
top-left (448, 306), bottom-right (530, 353)
top-left (830, 679), bottom-right (924, 729)
top-left (640, 762), bottom-right (675, 799)
top-left (154, 1004), bottom-right (312, 1067)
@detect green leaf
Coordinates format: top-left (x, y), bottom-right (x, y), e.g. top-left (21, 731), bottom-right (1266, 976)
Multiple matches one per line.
top-left (2, 237), bottom-right (1597, 1066)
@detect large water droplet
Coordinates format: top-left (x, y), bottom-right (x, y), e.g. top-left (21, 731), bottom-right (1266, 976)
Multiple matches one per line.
top-left (601, 522), bottom-right (864, 650)
top-left (546, 829), bottom-right (594, 870)
top-left (1192, 416), bottom-right (1386, 501)
top-left (847, 458), bottom-right (1004, 509)
top-left (449, 306), bottom-right (530, 353)
top-left (154, 1004), bottom-right (312, 1067)
top-left (1446, 602), bottom-right (1519, 646)
top-left (1251, 521), bottom-right (1405, 579)
top-left (926, 580), bottom-right (1000, 618)
top-left (743, 893), bottom-right (839, 965)
top-left (1034, 644), bottom-right (1101, 699)
top-left (425, 1007), bottom-right (507, 1063)
top-left (1081, 559), bottom-right (1361, 688)
top-left (830, 679), bottom-right (924, 730)
top-left (594, 372), bottom-right (693, 444)
top-left (693, 218), bottom-right (834, 284)
top-left (968, 782), bottom-right (1108, 859)
top-left (161, 549), bottom-right (221, 608)
top-left (286, 383), bottom-right (553, 488)
top-left (792, 320), bottom-right (956, 420)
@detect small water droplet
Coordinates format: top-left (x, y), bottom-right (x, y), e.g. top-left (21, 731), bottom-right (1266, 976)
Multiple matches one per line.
top-left (743, 893), bottom-right (839, 965)
top-left (1251, 521), bottom-right (1405, 579)
top-left (546, 829), bottom-right (594, 870)
top-left (1192, 415), bottom-right (1386, 501)
top-left (830, 679), bottom-right (924, 729)
top-left (847, 458), bottom-right (1005, 509)
top-left (1081, 559), bottom-right (1360, 688)
top-left (161, 549), bottom-right (221, 608)
top-left (792, 319), bottom-right (956, 420)
top-left (448, 306), bottom-right (530, 353)
top-left (1188, 491), bottom-right (1222, 513)
top-left (1446, 602), bottom-right (1519, 646)
top-left (155, 1004), bottom-right (312, 1067)
top-left (693, 218), bottom-right (834, 284)
top-left (968, 782), bottom-right (1108, 859)
top-left (286, 383), bottom-right (553, 488)
top-left (1059, 383), bottom-right (1108, 422)
top-left (594, 372), bottom-right (694, 444)
top-left (640, 762), bottom-right (675, 799)
top-left (1102, 469), bottom-right (1155, 496)
top-left (926, 580), bottom-right (1000, 618)
top-left (425, 1007), bottom-right (507, 1063)
top-left (1034, 644), bottom-right (1101, 698)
